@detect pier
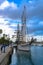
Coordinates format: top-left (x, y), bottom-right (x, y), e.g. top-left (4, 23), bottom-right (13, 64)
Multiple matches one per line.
top-left (0, 46), bottom-right (13, 65)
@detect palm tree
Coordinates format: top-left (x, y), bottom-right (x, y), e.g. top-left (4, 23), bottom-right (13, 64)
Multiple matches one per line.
top-left (0, 29), bottom-right (2, 34)
top-left (3, 34), bottom-right (6, 38)
top-left (0, 29), bottom-right (2, 37)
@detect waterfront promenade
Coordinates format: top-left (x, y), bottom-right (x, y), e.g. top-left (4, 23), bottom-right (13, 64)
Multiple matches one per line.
top-left (0, 42), bottom-right (43, 65)
top-left (0, 46), bottom-right (13, 65)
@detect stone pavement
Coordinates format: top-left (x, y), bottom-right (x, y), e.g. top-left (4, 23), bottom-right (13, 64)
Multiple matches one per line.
top-left (0, 46), bottom-right (12, 64)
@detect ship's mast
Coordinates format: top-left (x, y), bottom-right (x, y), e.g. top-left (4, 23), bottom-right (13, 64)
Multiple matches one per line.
top-left (17, 24), bottom-right (20, 44)
top-left (21, 6), bottom-right (26, 43)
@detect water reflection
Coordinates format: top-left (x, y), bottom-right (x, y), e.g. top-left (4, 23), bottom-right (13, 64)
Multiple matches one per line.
top-left (31, 46), bottom-right (43, 65)
top-left (10, 46), bottom-right (43, 65)
top-left (10, 48), bottom-right (18, 65)
top-left (17, 51), bottom-right (34, 65)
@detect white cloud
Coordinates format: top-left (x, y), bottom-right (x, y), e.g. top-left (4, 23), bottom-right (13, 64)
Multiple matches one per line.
top-left (39, 21), bottom-right (43, 25)
top-left (10, 23), bottom-right (21, 27)
top-left (0, 17), bottom-right (15, 37)
top-left (29, 1), bottom-right (33, 4)
top-left (10, 2), bottom-right (18, 9)
top-left (0, 0), bottom-right (18, 10)
top-left (0, 17), bottom-right (9, 25)
top-left (0, 1), bottom-right (9, 9)
top-left (10, 23), bottom-right (17, 27)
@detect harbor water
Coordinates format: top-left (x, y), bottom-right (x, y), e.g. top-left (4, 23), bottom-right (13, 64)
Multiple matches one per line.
top-left (9, 46), bottom-right (43, 65)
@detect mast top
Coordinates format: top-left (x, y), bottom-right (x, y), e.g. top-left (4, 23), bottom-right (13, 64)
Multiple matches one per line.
top-left (21, 5), bottom-right (26, 21)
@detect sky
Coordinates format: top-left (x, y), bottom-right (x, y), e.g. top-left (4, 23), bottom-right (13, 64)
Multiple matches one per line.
top-left (0, 0), bottom-right (43, 37)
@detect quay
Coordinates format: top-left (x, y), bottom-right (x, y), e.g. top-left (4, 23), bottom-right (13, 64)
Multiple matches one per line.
top-left (0, 46), bottom-right (13, 65)
top-left (0, 42), bottom-right (43, 65)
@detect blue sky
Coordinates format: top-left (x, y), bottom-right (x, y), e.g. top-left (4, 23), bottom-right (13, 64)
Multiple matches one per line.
top-left (0, 0), bottom-right (43, 37)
